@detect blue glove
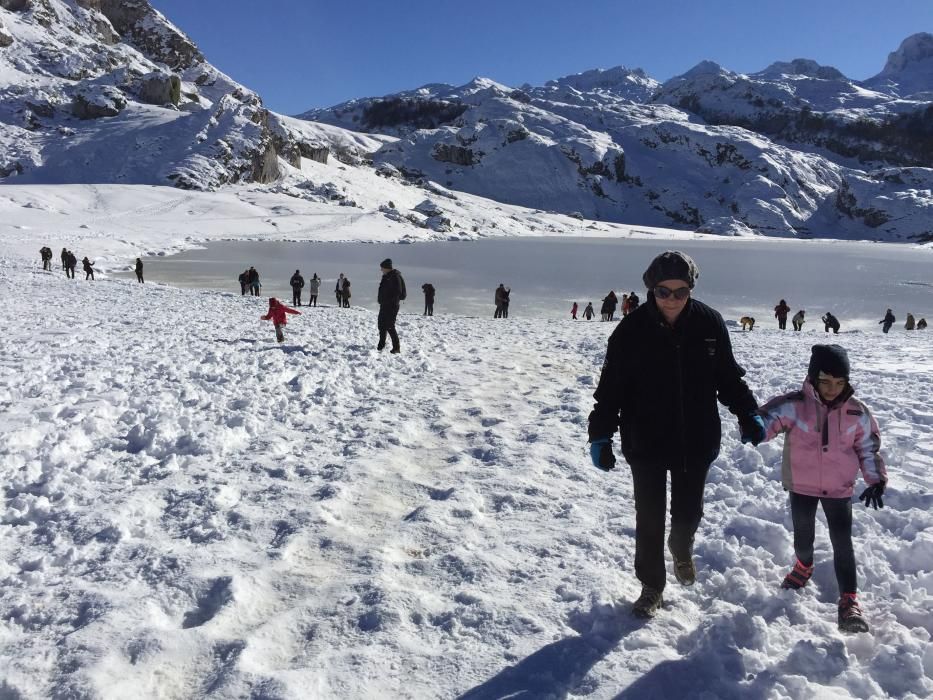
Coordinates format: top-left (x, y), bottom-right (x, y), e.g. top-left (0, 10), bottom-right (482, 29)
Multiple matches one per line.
top-left (859, 481), bottom-right (885, 510)
top-left (739, 414), bottom-right (766, 446)
top-left (589, 437), bottom-right (616, 471)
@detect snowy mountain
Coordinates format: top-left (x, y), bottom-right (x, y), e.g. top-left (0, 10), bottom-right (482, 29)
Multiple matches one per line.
top-left (2, 2), bottom-right (932, 242)
top-left (303, 35), bottom-right (933, 241)
top-left (0, 0), bottom-right (331, 189)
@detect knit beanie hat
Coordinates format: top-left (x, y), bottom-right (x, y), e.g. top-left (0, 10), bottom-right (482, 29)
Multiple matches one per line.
top-left (380, 258), bottom-right (393, 270)
top-left (642, 251), bottom-right (700, 289)
top-left (808, 344), bottom-right (850, 382)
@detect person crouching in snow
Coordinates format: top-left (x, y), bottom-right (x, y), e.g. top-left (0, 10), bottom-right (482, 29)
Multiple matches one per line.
top-left (754, 344), bottom-right (887, 633)
top-left (260, 298), bottom-right (300, 343)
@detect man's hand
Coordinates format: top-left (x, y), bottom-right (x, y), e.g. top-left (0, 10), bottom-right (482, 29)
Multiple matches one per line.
top-left (589, 438), bottom-right (616, 471)
top-left (739, 414), bottom-right (766, 446)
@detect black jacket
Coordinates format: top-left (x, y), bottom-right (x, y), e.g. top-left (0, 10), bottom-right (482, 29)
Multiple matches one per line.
top-left (290, 273), bottom-right (304, 289)
top-left (422, 283), bottom-right (435, 300)
top-left (588, 295), bottom-right (757, 467)
top-left (378, 269), bottom-right (406, 305)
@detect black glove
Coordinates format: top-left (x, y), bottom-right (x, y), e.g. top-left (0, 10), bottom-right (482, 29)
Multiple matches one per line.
top-left (859, 482), bottom-right (885, 510)
top-left (589, 438), bottom-right (616, 471)
top-left (739, 413), bottom-right (766, 446)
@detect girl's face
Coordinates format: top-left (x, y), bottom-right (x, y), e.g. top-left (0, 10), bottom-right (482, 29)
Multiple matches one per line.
top-left (816, 372), bottom-right (847, 402)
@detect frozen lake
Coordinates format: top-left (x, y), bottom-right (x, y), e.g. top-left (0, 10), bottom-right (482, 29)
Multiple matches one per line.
top-left (119, 237), bottom-right (933, 328)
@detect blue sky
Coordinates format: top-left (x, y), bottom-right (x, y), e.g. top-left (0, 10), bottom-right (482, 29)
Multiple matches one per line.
top-left (149, 0), bottom-right (932, 115)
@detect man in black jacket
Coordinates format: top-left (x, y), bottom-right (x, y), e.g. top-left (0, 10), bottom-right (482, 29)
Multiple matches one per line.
top-left (377, 258), bottom-right (406, 353)
top-left (588, 251), bottom-right (764, 618)
top-left (290, 269), bottom-right (305, 306)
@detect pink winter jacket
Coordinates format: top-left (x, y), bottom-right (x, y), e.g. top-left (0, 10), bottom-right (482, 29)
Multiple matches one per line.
top-left (758, 379), bottom-right (887, 499)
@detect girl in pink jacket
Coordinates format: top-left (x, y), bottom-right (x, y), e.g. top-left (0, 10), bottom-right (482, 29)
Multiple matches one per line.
top-left (757, 344), bottom-right (887, 633)
top-left (260, 298), bottom-right (300, 343)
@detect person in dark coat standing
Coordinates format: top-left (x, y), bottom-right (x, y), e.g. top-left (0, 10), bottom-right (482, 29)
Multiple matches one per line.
top-left (422, 283), bottom-right (436, 316)
top-left (377, 259), bottom-right (405, 353)
top-left (135, 258), bottom-right (144, 283)
top-left (582, 302), bottom-right (595, 320)
top-left (238, 269), bottom-right (249, 295)
top-left (774, 299), bottom-right (791, 330)
top-left (587, 251), bottom-right (763, 619)
top-left (248, 267), bottom-right (261, 296)
top-left (82, 256), bottom-right (95, 280)
top-left (879, 309), bottom-right (895, 334)
top-left (290, 269), bottom-right (305, 307)
top-left (494, 284), bottom-right (510, 319)
top-left (40, 247), bottom-right (52, 271)
top-left (61, 247), bottom-right (68, 271)
top-left (65, 251), bottom-right (76, 279)
top-left (822, 312), bottom-right (840, 334)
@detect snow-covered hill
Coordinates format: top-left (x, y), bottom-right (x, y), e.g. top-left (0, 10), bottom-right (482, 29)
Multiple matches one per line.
top-left (2, 3), bottom-right (932, 242)
top-left (303, 35), bottom-right (933, 241)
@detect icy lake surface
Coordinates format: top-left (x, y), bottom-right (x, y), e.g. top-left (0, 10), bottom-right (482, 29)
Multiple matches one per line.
top-left (121, 237), bottom-right (933, 327)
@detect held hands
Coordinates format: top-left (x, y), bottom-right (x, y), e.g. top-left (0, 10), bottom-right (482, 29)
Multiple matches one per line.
top-left (589, 437), bottom-right (616, 472)
top-left (859, 481), bottom-right (886, 510)
top-left (739, 414), bottom-right (766, 446)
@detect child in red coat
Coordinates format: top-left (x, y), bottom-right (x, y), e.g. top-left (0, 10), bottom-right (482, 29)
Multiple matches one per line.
top-left (261, 298), bottom-right (300, 342)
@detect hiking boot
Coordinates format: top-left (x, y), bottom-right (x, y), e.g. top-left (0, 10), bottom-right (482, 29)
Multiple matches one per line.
top-left (390, 347), bottom-right (401, 354)
top-left (838, 594), bottom-right (870, 633)
top-left (668, 538), bottom-right (696, 586)
top-left (376, 343), bottom-right (385, 351)
top-left (781, 559), bottom-right (814, 590)
top-left (631, 586), bottom-right (663, 619)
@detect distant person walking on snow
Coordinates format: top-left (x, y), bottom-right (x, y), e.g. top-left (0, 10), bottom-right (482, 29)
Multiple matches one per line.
top-left (879, 309), bottom-right (895, 334)
top-left (260, 297), bottom-right (300, 343)
top-left (135, 257), bottom-right (144, 283)
top-left (601, 291), bottom-right (618, 321)
top-left (792, 309), bottom-right (805, 332)
top-left (571, 302), bottom-right (578, 320)
top-left (65, 251), bottom-right (76, 279)
top-left (774, 299), bottom-right (791, 330)
top-left (822, 312), bottom-right (840, 334)
top-left (335, 274), bottom-right (345, 306)
top-left (40, 247), bottom-right (52, 271)
top-left (82, 256), bottom-right (95, 280)
top-left (422, 283), bottom-right (436, 316)
top-left (238, 269), bottom-right (249, 295)
top-left (494, 284), bottom-right (510, 319)
top-left (341, 276), bottom-right (352, 308)
top-left (307, 273), bottom-right (320, 307)
top-left (588, 251), bottom-right (762, 619)
top-left (377, 258), bottom-right (406, 353)
top-left (582, 302), bottom-right (595, 320)
top-left (756, 344), bottom-right (886, 633)
top-left (60, 247), bottom-right (68, 271)
top-left (290, 269), bottom-right (305, 307)
top-left (248, 267), bottom-right (261, 296)
top-left (905, 313), bottom-right (916, 330)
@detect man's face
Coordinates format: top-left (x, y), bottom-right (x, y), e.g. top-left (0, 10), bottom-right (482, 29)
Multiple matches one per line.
top-left (654, 278), bottom-right (691, 323)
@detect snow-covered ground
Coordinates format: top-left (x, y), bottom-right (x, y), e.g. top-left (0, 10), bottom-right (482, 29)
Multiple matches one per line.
top-left (1, 185), bottom-right (932, 699)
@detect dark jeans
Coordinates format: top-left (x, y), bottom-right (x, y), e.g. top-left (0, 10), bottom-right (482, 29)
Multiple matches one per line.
top-left (309, 295), bottom-right (317, 307)
top-left (789, 492), bottom-right (856, 594)
top-left (630, 461), bottom-right (712, 591)
top-left (424, 300), bottom-right (434, 316)
top-left (136, 272), bottom-right (144, 283)
top-left (494, 303), bottom-right (504, 318)
top-left (778, 317), bottom-right (787, 330)
top-left (378, 303), bottom-right (400, 350)
top-left (292, 290), bottom-right (301, 306)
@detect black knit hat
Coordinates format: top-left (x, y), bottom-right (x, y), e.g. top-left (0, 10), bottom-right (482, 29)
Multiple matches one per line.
top-left (642, 250), bottom-right (700, 289)
top-left (808, 344), bottom-right (850, 381)
top-left (380, 258), bottom-right (393, 269)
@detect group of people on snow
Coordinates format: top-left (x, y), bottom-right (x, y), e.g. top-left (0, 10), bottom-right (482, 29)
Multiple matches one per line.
top-left (588, 250), bottom-right (886, 633)
top-left (569, 291), bottom-right (640, 321)
top-left (879, 309), bottom-right (926, 332)
top-left (238, 267), bottom-right (262, 296)
top-left (287, 270), bottom-right (321, 307)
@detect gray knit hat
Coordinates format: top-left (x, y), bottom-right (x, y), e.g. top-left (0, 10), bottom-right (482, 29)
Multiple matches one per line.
top-left (642, 250), bottom-right (700, 289)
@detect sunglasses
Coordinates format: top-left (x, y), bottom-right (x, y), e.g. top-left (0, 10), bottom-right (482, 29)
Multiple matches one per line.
top-left (653, 285), bottom-right (691, 300)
